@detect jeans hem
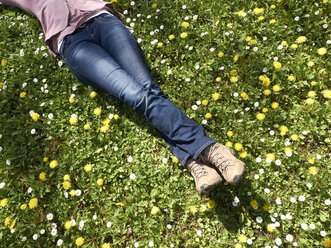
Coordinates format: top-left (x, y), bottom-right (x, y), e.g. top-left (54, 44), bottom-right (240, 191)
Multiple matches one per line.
top-left (181, 153), bottom-right (191, 168)
top-left (192, 138), bottom-right (216, 161)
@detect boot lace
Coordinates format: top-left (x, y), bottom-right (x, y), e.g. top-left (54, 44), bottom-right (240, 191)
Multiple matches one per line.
top-left (187, 160), bottom-right (207, 180)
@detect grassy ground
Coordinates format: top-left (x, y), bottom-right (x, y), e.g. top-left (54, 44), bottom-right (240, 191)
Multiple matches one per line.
top-left (0, 0), bottom-right (330, 247)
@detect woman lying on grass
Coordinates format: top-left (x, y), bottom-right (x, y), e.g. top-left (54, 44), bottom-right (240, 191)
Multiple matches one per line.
top-left (1, 0), bottom-right (245, 195)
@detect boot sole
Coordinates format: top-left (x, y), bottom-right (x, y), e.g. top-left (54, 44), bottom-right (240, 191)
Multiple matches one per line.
top-left (200, 180), bottom-right (222, 195)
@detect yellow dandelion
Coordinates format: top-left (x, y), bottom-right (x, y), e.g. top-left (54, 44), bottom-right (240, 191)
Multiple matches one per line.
top-left (218, 52), bottom-right (224, 57)
top-left (233, 54), bottom-right (239, 62)
top-left (305, 98), bottom-right (315, 105)
top-left (63, 174), bottom-right (70, 181)
top-left (227, 131), bottom-right (233, 137)
top-left (62, 181), bottom-right (71, 190)
top-left (0, 198), bottom-right (8, 207)
top-left (4, 217), bottom-right (11, 226)
top-left (69, 117), bottom-right (78, 125)
top-left (230, 76), bottom-right (238, 83)
top-left (181, 22), bottom-right (190, 28)
top-left (65, 221), bottom-right (72, 230)
top-left (43, 157), bottom-right (49, 162)
top-left (200, 204), bottom-right (207, 212)
top-left (231, 69), bottom-right (238, 76)
top-left (207, 200), bottom-right (215, 209)
top-left (31, 113), bottom-right (40, 121)
top-left (290, 44), bottom-right (298, 49)
top-left (93, 107), bottom-right (101, 116)
top-left (75, 237), bottom-right (85, 246)
top-left (1, 59), bottom-right (6, 66)
top-left (212, 93), bottom-right (220, 100)
top-left (238, 234), bottom-right (247, 243)
top-left (264, 89), bottom-right (271, 95)
top-left (262, 77), bottom-right (270, 87)
top-left (266, 153), bottom-right (275, 161)
top-left (262, 108), bottom-right (268, 113)
top-left (291, 134), bottom-right (299, 141)
top-left (271, 102), bottom-right (279, 109)
top-left (273, 61), bottom-right (282, 69)
top-left (284, 147), bottom-right (293, 153)
top-left (307, 61), bottom-right (314, 67)
top-left (273, 84), bottom-right (281, 92)
top-left (70, 190), bottom-right (76, 196)
top-left (240, 92), bottom-right (249, 100)
top-left (100, 124), bottom-right (110, 133)
top-left (225, 141), bottom-right (233, 147)
top-left (281, 41), bottom-right (287, 46)
top-left (28, 198), bottom-right (38, 209)
top-left (168, 34), bottom-right (175, 40)
top-left (189, 205), bottom-right (197, 214)
top-left (84, 123), bottom-right (90, 130)
top-left (250, 200), bottom-right (258, 208)
top-left (295, 36), bottom-right (307, 43)
top-left (235, 244), bottom-right (242, 248)
top-left (84, 164), bottom-right (93, 172)
top-left (69, 97), bottom-right (75, 103)
top-left (309, 166), bottom-right (318, 175)
top-left (317, 47), bottom-right (327, 55)
top-left (157, 42), bottom-right (163, 47)
top-left (102, 243), bottom-right (111, 248)
top-left (20, 92), bottom-right (26, 98)
top-left (263, 204), bottom-right (270, 211)
top-left (269, 19), bottom-right (276, 24)
top-left (97, 178), bottom-right (104, 186)
top-left (114, 114), bottom-right (120, 120)
top-left (258, 16), bottom-right (265, 21)
top-left (20, 204), bottom-right (27, 210)
top-left (256, 113), bottom-right (265, 120)
top-left (267, 224), bottom-right (275, 232)
top-left (202, 100), bottom-right (208, 106)
top-left (90, 91), bottom-right (97, 98)
top-left (239, 151), bottom-right (247, 158)
top-left (234, 143), bottom-right (243, 151)
top-left (205, 113), bottom-right (212, 119)
top-left (151, 206), bottom-right (160, 215)
top-left (152, 3), bottom-right (157, 8)
top-left (322, 90), bottom-right (331, 99)
top-left (39, 172), bottom-right (46, 181)
top-left (253, 7), bottom-right (264, 15)
top-left (288, 75), bottom-right (295, 81)
top-left (180, 32), bottom-right (188, 38)
top-left (271, 4), bottom-right (276, 9)
top-left (49, 160), bottom-right (58, 169)
top-left (172, 156), bottom-right (179, 163)
top-left (324, 238), bottom-right (331, 248)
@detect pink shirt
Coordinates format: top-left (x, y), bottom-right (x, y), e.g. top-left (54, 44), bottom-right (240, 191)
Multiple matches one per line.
top-left (0, 0), bottom-right (124, 59)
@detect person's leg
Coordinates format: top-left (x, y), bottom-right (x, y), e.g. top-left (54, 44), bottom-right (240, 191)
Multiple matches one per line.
top-left (60, 18), bottom-right (215, 167)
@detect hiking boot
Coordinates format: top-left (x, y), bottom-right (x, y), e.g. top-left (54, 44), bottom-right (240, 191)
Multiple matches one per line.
top-left (199, 143), bottom-right (245, 184)
top-left (186, 158), bottom-right (222, 195)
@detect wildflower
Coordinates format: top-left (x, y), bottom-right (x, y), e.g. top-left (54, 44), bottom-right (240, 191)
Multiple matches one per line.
top-left (309, 166), bottom-right (318, 175)
top-left (271, 102), bottom-right (279, 109)
top-left (227, 131), bottom-right (233, 137)
top-left (233, 54), bottom-right (239, 62)
top-left (0, 198), bottom-right (8, 207)
top-left (180, 32), bottom-right (188, 38)
top-left (151, 206), bottom-right (160, 215)
top-left (218, 52), bottom-right (224, 57)
top-left (291, 134), bottom-right (299, 141)
top-left (308, 158), bottom-right (315, 164)
top-left (157, 42), bottom-right (163, 47)
top-left (273, 84), bottom-right (281, 91)
top-left (322, 90), bottom-right (331, 99)
top-left (325, 238), bottom-right (331, 248)
top-left (288, 75), bottom-right (295, 81)
top-left (90, 91), bottom-right (97, 98)
top-left (240, 92), bottom-right (248, 100)
top-left (253, 7), bottom-right (264, 14)
top-left (152, 3), bottom-right (157, 8)
top-left (200, 204), bottom-right (207, 212)
top-left (75, 237), bottom-right (84, 246)
top-left (267, 224), bottom-right (275, 232)
top-left (256, 113), bottom-right (265, 120)
top-left (317, 47), bottom-right (327, 55)
top-left (273, 61), bottom-right (282, 69)
top-left (205, 113), bottom-right (212, 119)
top-left (263, 205), bottom-right (270, 211)
top-left (230, 76), bottom-right (238, 83)
top-left (307, 61), bottom-right (314, 67)
top-left (100, 124), bottom-right (109, 133)
top-left (269, 19), bottom-right (276, 24)
top-left (102, 243), bottom-right (111, 248)
top-left (207, 200), bottom-right (215, 209)
top-left (97, 178), bottom-right (103, 186)
top-left (279, 125), bottom-right (288, 135)
top-left (69, 97), bottom-right (75, 103)
top-left (93, 107), bottom-right (101, 116)
top-left (83, 123), bottom-right (90, 130)
top-left (31, 113), bottom-right (40, 121)
top-left (262, 77), bottom-right (270, 87)
top-left (168, 34), bottom-right (175, 40)
top-left (238, 234), bottom-right (247, 243)
top-left (172, 156), bottom-right (179, 163)
top-left (114, 114), bottom-right (120, 120)
top-left (225, 141), bottom-right (233, 147)
top-left (215, 77), bottom-right (221, 82)
top-left (69, 115), bottom-right (78, 125)
top-left (181, 22), bottom-right (189, 28)
top-left (264, 89), bottom-right (271, 95)
top-left (84, 164), bottom-right (93, 172)
top-left (28, 198), bottom-right (38, 209)
top-left (201, 100), bottom-right (208, 106)
top-left (49, 160), bottom-right (58, 169)
top-left (296, 36), bottom-right (307, 43)
top-left (62, 181), bottom-right (71, 190)
top-left (234, 143), bottom-right (243, 151)
top-left (39, 172), bottom-right (46, 180)
top-left (250, 200), bottom-right (258, 208)
top-left (266, 153), bottom-right (275, 161)
top-left (20, 92), bottom-right (26, 98)
top-left (65, 221), bottom-right (72, 230)
top-left (63, 174), bottom-right (70, 181)
top-left (189, 206), bottom-right (197, 213)
top-left (212, 93), bottom-right (220, 100)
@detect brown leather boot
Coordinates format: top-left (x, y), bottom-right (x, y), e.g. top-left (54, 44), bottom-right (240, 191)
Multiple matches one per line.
top-left (199, 143), bottom-right (245, 184)
top-left (186, 158), bottom-right (222, 194)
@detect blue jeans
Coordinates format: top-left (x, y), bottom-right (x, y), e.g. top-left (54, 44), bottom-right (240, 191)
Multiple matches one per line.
top-left (59, 13), bottom-right (215, 166)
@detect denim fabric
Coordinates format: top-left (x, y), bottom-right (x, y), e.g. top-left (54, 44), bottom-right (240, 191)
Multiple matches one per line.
top-left (59, 13), bottom-right (215, 166)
